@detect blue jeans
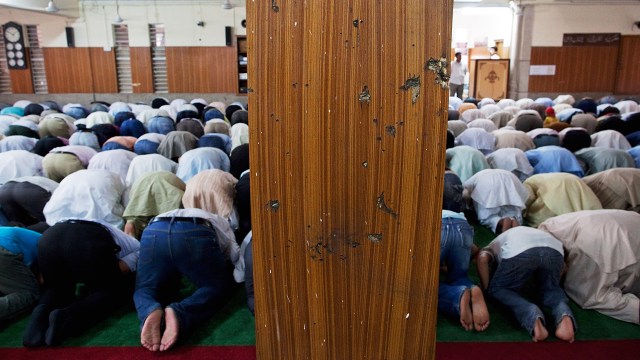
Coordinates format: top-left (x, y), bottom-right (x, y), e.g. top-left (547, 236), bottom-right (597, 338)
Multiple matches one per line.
top-left (134, 140), bottom-right (159, 155)
top-left (134, 220), bottom-right (233, 333)
top-left (488, 247), bottom-right (575, 335)
top-left (438, 217), bottom-right (474, 317)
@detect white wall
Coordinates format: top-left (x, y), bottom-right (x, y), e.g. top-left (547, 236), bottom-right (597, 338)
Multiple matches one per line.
top-left (530, 4), bottom-right (640, 46)
top-left (452, 6), bottom-right (513, 48)
top-left (0, 2), bottom-right (247, 48)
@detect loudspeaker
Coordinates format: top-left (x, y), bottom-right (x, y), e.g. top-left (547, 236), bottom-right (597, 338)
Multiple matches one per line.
top-left (225, 26), bottom-right (232, 46)
top-left (65, 27), bottom-right (75, 48)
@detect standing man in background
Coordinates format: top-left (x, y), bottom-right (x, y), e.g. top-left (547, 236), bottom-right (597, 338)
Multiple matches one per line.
top-left (489, 46), bottom-right (500, 59)
top-left (450, 52), bottom-right (467, 100)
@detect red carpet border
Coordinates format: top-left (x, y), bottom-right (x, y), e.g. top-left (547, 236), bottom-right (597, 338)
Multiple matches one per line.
top-left (0, 341), bottom-right (638, 359)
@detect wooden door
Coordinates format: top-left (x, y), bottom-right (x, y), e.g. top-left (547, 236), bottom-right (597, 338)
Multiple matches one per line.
top-left (248, 1), bottom-right (453, 358)
top-left (615, 35), bottom-right (640, 94)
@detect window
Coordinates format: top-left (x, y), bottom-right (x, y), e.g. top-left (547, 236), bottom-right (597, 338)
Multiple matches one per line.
top-left (0, 27), bottom-right (12, 94)
top-left (113, 24), bottom-right (133, 93)
top-left (149, 24), bottom-right (168, 93)
top-left (26, 25), bottom-right (48, 94)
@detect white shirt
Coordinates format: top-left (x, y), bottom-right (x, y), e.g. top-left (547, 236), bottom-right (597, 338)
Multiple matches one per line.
top-left (0, 135), bottom-right (38, 152)
top-left (485, 148), bottom-right (534, 182)
top-left (0, 150), bottom-right (44, 185)
top-left (591, 130), bottom-right (632, 150)
top-left (450, 60), bottom-right (467, 85)
top-left (464, 169), bottom-right (529, 231)
top-left (155, 208), bottom-right (240, 266)
top-left (88, 149), bottom-right (137, 185)
top-left (233, 231), bottom-right (252, 283)
top-left (485, 226), bottom-right (563, 262)
top-left (44, 169), bottom-right (125, 228)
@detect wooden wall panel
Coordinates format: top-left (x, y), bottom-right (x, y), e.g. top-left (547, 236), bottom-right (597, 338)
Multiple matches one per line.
top-left (88, 48), bottom-right (117, 93)
top-left (43, 48), bottom-right (93, 93)
top-left (166, 47), bottom-right (236, 93)
top-left (615, 36), bottom-right (640, 95)
top-left (130, 47), bottom-right (154, 94)
top-left (9, 48), bottom-right (34, 94)
top-left (250, 1), bottom-right (452, 359)
top-left (529, 46), bottom-right (618, 93)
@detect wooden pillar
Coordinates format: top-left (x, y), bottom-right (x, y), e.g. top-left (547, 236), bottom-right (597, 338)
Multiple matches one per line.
top-left (248, 1), bottom-right (453, 359)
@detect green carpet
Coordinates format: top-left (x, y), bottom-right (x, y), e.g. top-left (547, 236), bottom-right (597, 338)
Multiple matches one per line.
top-left (1, 222), bottom-right (638, 347)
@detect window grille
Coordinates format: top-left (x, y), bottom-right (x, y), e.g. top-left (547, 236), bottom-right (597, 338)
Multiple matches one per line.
top-left (114, 24), bottom-right (133, 94)
top-left (26, 25), bottom-right (48, 94)
top-left (149, 24), bottom-right (168, 93)
top-left (0, 28), bottom-right (12, 94)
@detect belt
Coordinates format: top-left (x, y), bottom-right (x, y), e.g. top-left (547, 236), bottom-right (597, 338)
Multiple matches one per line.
top-left (62, 219), bottom-right (99, 226)
top-left (150, 216), bottom-right (213, 229)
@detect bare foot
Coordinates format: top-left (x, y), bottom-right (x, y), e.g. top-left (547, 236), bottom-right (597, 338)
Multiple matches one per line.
top-left (471, 286), bottom-right (490, 332)
top-left (459, 289), bottom-right (473, 331)
top-left (555, 315), bottom-right (575, 343)
top-left (141, 308), bottom-right (163, 351)
top-left (160, 307), bottom-right (179, 351)
top-left (532, 317), bottom-right (548, 342)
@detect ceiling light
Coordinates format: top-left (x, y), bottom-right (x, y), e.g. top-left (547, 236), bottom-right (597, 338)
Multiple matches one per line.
top-left (222, 0), bottom-right (233, 10)
top-left (46, 0), bottom-right (59, 12)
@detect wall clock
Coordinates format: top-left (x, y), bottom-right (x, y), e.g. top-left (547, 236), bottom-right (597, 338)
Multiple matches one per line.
top-left (3, 22), bottom-right (27, 70)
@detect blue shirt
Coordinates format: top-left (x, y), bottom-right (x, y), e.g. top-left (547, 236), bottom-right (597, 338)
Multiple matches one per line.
top-left (0, 227), bottom-right (41, 266)
top-left (525, 146), bottom-right (584, 177)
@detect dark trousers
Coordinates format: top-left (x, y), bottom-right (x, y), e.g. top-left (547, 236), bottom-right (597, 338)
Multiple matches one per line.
top-left (0, 182), bottom-right (50, 226)
top-left (28, 222), bottom-right (133, 343)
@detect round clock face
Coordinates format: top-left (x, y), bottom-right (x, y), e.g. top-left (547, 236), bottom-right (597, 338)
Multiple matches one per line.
top-left (14, 43), bottom-right (22, 50)
top-left (15, 51), bottom-right (23, 59)
top-left (17, 59), bottom-right (24, 66)
top-left (4, 26), bottom-right (21, 43)
top-left (6, 42), bottom-right (13, 50)
top-left (8, 59), bottom-right (16, 67)
top-left (6, 51), bottom-right (15, 58)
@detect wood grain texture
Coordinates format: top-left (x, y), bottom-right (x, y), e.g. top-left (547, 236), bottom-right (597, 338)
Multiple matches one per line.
top-left (249, 1), bottom-right (452, 359)
top-left (129, 47), bottom-right (154, 94)
top-left (615, 36), bottom-right (640, 95)
top-left (43, 48), bottom-right (93, 93)
top-left (166, 47), bottom-right (236, 93)
top-left (8, 49), bottom-right (33, 94)
top-left (528, 46), bottom-right (618, 93)
top-left (88, 48), bottom-right (118, 93)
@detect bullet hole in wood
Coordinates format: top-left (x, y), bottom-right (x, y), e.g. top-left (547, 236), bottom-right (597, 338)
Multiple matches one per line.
top-left (376, 192), bottom-right (398, 218)
top-left (359, 86), bottom-right (371, 104)
top-left (399, 75), bottom-right (421, 104)
top-left (385, 125), bottom-right (396, 137)
top-left (367, 233), bottom-right (383, 243)
top-left (425, 57), bottom-right (450, 89)
top-left (267, 200), bottom-right (280, 212)
top-left (362, 161), bottom-right (368, 168)
top-left (271, 0), bottom-right (280, 12)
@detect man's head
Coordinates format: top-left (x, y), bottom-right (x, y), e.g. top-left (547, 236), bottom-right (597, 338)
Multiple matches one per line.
top-left (455, 52), bottom-right (462, 62)
top-left (489, 46), bottom-right (498, 55)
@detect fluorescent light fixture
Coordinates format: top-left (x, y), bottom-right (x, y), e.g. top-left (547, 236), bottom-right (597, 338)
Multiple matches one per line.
top-left (46, 0), bottom-right (59, 12)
